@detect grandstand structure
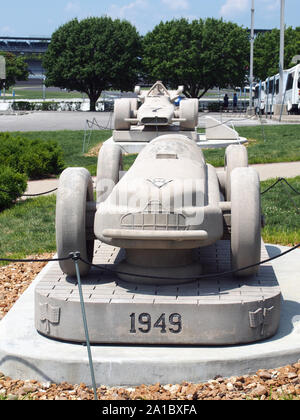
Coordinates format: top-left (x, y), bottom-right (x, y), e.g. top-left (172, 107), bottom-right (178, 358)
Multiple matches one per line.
top-left (246, 28), bottom-right (272, 38)
top-left (0, 36), bottom-right (51, 79)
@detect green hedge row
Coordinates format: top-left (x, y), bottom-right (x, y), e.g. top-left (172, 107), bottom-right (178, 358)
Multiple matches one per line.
top-left (0, 132), bottom-right (65, 210)
top-left (0, 166), bottom-right (27, 211)
top-left (11, 101), bottom-right (59, 111)
top-left (11, 101), bottom-right (82, 111)
top-left (0, 133), bottom-right (65, 179)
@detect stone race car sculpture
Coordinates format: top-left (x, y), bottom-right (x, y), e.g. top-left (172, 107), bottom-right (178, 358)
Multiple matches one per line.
top-left (33, 81), bottom-right (283, 348)
top-left (55, 81), bottom-right (261, 284)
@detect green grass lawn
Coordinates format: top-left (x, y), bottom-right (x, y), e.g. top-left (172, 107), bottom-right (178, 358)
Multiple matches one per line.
top-left (0, 87), bottom-right (87, 100)
top-left (260, 176), bottom-right (300, 245)
top-left (202, 125), bottom-right (300, 167)
top-left (0, 176), bottom-right (299, 264)
top-left (0, 195), bottom-right (56, 263)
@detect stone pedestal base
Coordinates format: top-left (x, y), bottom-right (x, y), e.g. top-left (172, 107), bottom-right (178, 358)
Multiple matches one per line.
top-left (34, 240), bottom-right (281, 346)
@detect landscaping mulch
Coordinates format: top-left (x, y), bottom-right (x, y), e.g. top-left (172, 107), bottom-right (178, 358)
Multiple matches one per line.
top-left (0, 256), bottom-right (300, 400)
top-left (0, 254), bottom-right (53, 320)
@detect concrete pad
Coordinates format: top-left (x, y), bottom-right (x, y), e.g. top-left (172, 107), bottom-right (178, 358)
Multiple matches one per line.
top-left (110, 134), bottom-right (248, 154)
top-left (272, 115), bottom-right (300, 123)
top-left (205, 116), bottom-right (240, 140)
top-left (109, 139), bottom-right (248, 154)
top-left (197, 138), bottom-right (247, 149)
top-left (0, 244), bottom-right (300, 387)
top-left (24, 178), bottom-right (59, 197)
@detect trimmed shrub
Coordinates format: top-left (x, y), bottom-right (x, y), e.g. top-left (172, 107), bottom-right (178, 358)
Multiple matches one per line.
top-left (11, 101), bottom-right (83, 112)
top-left (207, 102), bottom-right (222, 112)
top-left (0, 133), bottom-right (65, 179)
top-left (34, 102), bottom-right (60, 111)
top-left (11, 101), bottom-right (35, 111)
top-left (0, 165), bottom-right (27, 210)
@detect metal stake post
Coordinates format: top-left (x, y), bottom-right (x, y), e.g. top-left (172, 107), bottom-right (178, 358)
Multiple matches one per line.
top-left (249, 0), bottom-right (255, 111)
top-left (0, 56), bottom-right (6, 102)
top-left (71, 252), bottom-right (98, 401)
top-left (279, 0), bottom-right (285, 104)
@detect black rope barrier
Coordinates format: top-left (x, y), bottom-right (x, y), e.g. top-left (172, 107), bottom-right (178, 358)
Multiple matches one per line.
top-left (20, 188), bottom-right (58, 197)
top-left (0, 255), bottom-right (71, 263)
top-left (261, 177), bottom-right (300, 196)
top-left (0, 187), bottom-right (58, 197)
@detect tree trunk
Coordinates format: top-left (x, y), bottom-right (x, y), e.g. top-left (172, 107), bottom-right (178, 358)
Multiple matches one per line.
top-left (90, 98), bottom-right (96, 112)
top-left (89, 96), bottom-right (97, 112)
top-left (198, 87), bottom-right (210, 99)
top-left (88, 90), bottom-right (101, 112)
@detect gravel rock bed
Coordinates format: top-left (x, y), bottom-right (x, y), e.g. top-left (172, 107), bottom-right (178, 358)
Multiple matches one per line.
top-left (1, 256), bottom-right (300, 400)
top-left (0, 254), bottom-right (52, 320)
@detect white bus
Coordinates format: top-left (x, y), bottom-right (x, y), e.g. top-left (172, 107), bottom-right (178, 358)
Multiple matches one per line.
top-left (285, 64), bottom-right (300, 113)
top-left (253, 80), bottom-right (266, 114)
top-left (254, 64), bottom-right (300, 115)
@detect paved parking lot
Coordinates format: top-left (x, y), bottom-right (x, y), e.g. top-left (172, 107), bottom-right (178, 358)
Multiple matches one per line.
top-left (1, 110), bottom-right (296, 132)
top-left (0, 111), bottom-right (114, 132)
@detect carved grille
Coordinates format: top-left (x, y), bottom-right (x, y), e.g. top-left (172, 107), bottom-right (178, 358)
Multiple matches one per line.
top-left (121, 201), bottom-right (187, 231)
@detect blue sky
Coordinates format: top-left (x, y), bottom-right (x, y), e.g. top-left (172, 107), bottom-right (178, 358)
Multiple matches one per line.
top-left (0, 0), bottom-right (299, 37)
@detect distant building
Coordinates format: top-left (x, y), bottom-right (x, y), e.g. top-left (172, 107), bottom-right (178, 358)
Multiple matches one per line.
top-left (0, 36), bottom-right (51, 80)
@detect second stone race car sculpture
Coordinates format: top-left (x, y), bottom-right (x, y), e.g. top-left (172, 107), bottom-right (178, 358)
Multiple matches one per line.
top-left (56, 134), bottom-right (261, 283)
top-left (114, 80), bottom-right (199, 131)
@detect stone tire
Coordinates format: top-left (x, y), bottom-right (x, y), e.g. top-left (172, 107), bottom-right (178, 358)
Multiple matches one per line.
top-left (56, 167), bottom-right (94, 277)
top-left (179, 99), bottom-right (198, 130)
top-left (114, 98), bottom-right (132, 130)
top-left (129, 98), bottom-right (138, 115)
top-left (96, 142), bottom-right (122, 204)
top-left (224, 144), bottom-right (248, 201)
top-left (230, 167), bottom-right (261, 277)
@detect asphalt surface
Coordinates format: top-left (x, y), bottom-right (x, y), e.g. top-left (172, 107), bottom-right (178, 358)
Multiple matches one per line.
top-left (1, 110), bottom-right (300, 132)
top-left (0, 110), bottom-right (114, 132)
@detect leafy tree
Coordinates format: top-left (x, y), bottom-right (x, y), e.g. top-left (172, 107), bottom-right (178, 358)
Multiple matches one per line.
top-left (254, 27), bottom-right (300, 81)
top-left (43, 17), bottom-right (142, 111)
top-left (142, 18), bottom-right (249, 98)
top-left (0, 52), bottom-right (29, 90)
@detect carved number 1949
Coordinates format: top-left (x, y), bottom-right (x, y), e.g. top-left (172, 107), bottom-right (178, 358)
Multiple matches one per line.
top-left (130, 313), bottom-right (182, 334)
